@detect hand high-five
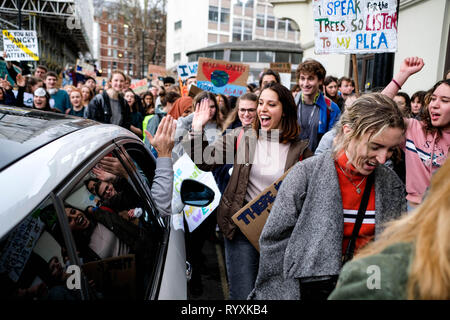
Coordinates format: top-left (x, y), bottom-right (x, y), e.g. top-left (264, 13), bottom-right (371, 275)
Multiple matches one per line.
top-left (192, 98), bottom-right (211, 132)
top-left (145, 115), bottom-right (176, 158)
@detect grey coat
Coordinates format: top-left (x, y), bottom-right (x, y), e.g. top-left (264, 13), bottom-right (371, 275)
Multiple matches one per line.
top-left (248, 150), bottom-right (407, 300)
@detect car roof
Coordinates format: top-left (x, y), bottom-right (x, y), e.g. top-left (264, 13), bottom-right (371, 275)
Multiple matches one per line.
top-left (0, 107), bottom-right (139, 237)
top-left (0, 105), bottom-right (99, 171)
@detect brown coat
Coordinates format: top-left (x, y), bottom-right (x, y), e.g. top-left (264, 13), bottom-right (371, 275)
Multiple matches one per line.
top-left (182, 126), bottom-right (312, 240)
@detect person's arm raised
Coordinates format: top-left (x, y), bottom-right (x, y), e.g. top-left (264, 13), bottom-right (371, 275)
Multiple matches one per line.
top-left (382, 57), bottom-right (424, 99)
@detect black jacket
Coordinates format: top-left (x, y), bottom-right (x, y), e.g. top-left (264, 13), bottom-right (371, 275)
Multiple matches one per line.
top-left (87, 91), bottom-right (131, 130)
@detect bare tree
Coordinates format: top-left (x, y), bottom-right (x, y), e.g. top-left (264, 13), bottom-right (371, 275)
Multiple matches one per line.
top-left (119, 0), bottom-right (166, 78)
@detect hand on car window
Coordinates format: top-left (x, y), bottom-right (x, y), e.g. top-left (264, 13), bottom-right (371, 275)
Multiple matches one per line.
top-left (99, 156), bottom-right (128, 179)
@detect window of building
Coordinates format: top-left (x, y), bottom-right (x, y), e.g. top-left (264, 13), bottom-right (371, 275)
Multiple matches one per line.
top-left (113, 25), bottom-right (117, 33)
top-left (278, 20), bottom-right (286, 31)
top-left (108, 24), bottom-right (112, 33)
top-left (220, 8), bottom-right (230, 23)
top-left (275, 51), bottom-right (289, 63)
top-left (175, 20), bottom-right (182, 30)
top-left (214, 51), bottom-right (224, 60)
top-left (108, 48), bottom-right (111, 57)
top-left (267, 16), bottom-right (275, 29)
top-left (209, 6), bottom-right (219, 22)
top-left (291, 53), bottom-right (302, 64)
top-left (173, 52), bottom-right (181, 62)
top-left (243, 51), bottom-right (257, 62)
top-left (113, 49), bottom-right (118, 58)
top-left (243, 20), bottom-right (252, 40)
top-left (230, 50), bottom-right (241, 62)
top-left (256, 14), bottom-right (265, 29)
top-left (232, 18), bottom-right (242, 41)
top-left (108, 36), bottom-right (111, 45)
top-left (113, 38), bottom-right (118, 46)
top-left (113, 61), bottom-right (117, 69)
top-left (259, 51), bottom-right (274, 63)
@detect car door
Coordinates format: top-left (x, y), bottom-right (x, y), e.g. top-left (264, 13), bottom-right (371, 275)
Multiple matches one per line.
top-left (54, 140), bottom-right (168, 300)
top-left (114, 140), bottom-right (187, 300)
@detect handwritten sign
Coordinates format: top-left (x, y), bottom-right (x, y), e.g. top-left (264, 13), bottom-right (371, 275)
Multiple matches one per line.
top-left (2, 30), bottom-right (39, 61)
top-left (75, 59), bottom-right (96, 77)
top-left (177, 62), bottom-right (198, 81)
top-left (269, 62), bottom-right (292, 88)
top-left (313, 0), bottom-right (398, 54)
top-left (0, 215), bottom-right (45, 282)
top-left (197, 57), bottom-right (249, 97)
top-left (232, 168), bottom-right (291, 251)
top-left (130, 78), bottom-right (148, 95)
top-left (172, 153), bottom-right (221, 232)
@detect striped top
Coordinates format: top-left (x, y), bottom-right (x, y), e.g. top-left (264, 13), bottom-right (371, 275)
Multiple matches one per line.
top-left (335, 152), bottom-right (376, 256)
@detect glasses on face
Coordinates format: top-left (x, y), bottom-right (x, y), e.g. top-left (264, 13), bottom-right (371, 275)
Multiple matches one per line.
top-left (239, 108), bottom-right (256, 114)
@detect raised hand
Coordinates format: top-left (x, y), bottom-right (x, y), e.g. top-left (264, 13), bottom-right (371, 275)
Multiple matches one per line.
top-left (145, 114), bottom-right (176, 158)
top-left (99, 155), bottom-right (128, 179)
top-left (92, 165), bottom-right (117, 182)
top-left (191, 98), bottom-right (211, 132)
top-left (399, 57), bottom-right (424, 78)
top-left (0, 75), bottom-right (12, 90)
top-left (16, 73), bottom-right (26, 87)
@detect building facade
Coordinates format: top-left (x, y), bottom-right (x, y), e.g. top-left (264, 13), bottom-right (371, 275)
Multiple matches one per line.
top-left (166, 0), bottom-right (301, 71)
top-left (269, 0), bottom-right (450, 95)
top-left (95, 6), bottom-right (138, 78)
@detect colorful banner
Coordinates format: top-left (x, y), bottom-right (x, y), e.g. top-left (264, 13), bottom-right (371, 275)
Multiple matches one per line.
top-left (172, 153), bottom-right (221, 232)
top-left (196, 57), bottom-right (249, 97)
top-left (2, 30), bottom-right (39, 61)
top-left (313, 0), bottom-right (398, 54)
top-left (75, 59), bottom-right (96, 77)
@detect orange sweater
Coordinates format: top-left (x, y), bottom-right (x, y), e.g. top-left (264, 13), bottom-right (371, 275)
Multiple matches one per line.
top-left (335, 153), bottom-right (375, 256)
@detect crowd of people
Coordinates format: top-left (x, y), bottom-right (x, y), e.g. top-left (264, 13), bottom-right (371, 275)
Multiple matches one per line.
top-left (1, 54), bottom-right (449, 300)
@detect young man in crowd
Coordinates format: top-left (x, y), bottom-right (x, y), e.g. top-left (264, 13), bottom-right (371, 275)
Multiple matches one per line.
top-left (294, 59), bottom-right (341, 153)
top-left (338, 76), bottom-right (355, 102)
top-left (84, 76), bottom-right (97, 93)
top-left (34, 65), bottom-right (48, 80)
top-left (45, 71), bottom-right (71, 113)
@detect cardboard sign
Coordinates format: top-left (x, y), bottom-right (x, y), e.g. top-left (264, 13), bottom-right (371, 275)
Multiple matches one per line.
top-left (172, 153), bottom-right (222, 232)
top-left (2, 30), bottom-right (39, 61)
top-left (130, 78), bottom-right (148, 95)
top-left (75, 59), bottom-right (96, 77)
top-left (270, 62), bottom-right (291, 74)
top-left (313, 0), bottom-right (398, 54)
top-left (177, 62), bottom-right (198, 81)
top-left (232, 168), bottom-right (291, 251)
top-left (82, 254), bottom-right (136, 299)
top-left (188, 84), bottom-right (203, 98)
top-left (197, 57), bottom-right (249, 97)
top-left (0, 215), bottom-right (45, 282)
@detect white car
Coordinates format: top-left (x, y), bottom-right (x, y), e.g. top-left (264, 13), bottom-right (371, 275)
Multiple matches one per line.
top-left (0, 105), bottom-right (213, 300)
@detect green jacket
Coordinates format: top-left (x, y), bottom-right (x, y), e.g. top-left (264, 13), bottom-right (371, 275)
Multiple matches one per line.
top-left (328, 242), bottom-right (413, 300)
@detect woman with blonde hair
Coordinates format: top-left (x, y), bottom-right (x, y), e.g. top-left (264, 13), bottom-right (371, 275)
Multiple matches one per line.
top-left (250, 92), bottom-right (407, 300)
top-left (329, 157), bottom-right (450, 300)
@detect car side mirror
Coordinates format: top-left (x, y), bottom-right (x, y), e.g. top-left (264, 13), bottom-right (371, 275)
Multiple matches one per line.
top-left (180, 179), bottom-right (215, 207)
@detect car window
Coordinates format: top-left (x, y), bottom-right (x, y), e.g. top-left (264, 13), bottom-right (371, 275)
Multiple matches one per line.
top-left (0, 197), bottom-right (82, 300)
top-left (60, 151), bottom-right (164, 299)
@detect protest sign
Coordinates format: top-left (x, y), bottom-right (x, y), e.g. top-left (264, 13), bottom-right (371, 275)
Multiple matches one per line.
top-left (197, 57), bottom-right (249, 97)
top-left (177, 62), bottom-right (198, 81)
top-left (270, 62), bottom-right (292, 88)
top-left (95, 76), bottom-right (108, 88)
top-left (0, 59), bottom-right (22, 85)
top-left (172, 153), bottom-right (221, 232)
top-left (232, 168), bottom-right (291, 251)
top-left (75, 59), bottom-right (96, 77)
top-left (130, 78), bottom-right (148, 95)
top-left (2, 30), bottom-right (39, 61)
top-left (313, 0), bottom-right (398, 54)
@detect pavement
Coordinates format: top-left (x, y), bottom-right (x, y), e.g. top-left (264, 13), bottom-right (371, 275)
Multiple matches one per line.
top-left (187, 231), bottom-right (229, 300)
